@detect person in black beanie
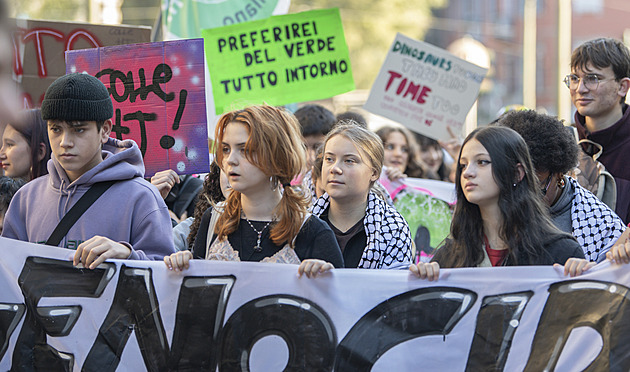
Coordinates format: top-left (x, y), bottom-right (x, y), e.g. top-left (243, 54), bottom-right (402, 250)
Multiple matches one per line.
top-left (2, 73), bottom-right (175, 272)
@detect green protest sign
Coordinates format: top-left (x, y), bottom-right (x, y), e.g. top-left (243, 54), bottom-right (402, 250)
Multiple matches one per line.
top-left (163, 0), bottom-right (290, 39)
top-left (202, 8), bottom-right (355, 114)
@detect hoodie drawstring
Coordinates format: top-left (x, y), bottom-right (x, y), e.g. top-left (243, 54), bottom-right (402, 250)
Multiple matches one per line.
top-left (56, 178), bottom-right (79, 247)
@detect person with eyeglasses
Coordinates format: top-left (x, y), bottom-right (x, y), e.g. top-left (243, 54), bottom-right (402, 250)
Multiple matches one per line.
top-left (567, 38), bottom-right (630, 225)
top-left (495, 110), bottom-right (626, 263)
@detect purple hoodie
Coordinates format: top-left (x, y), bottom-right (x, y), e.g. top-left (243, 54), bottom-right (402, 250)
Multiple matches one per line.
top-left (2, 138), bottom-right (176, 260)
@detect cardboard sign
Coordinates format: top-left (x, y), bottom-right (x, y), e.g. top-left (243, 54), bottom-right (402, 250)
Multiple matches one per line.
top-left (163, 0), bottom-right (291, 39)
top-left (1, 238), bottom-right (629, 370)
top-left (202, 8), bottom-right (355, 114)
top-left (11, 18), bottom-right (151, 109)
top-left (66, 39), bottom-right (209, 177)
top-left (365, 33), bottom-right (488, 141)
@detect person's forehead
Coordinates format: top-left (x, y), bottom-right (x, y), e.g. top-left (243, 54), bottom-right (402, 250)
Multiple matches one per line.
top-left (461, 139), bottom-right (488, 157)
top-left (385, 131), bottom-right (407, 144)
top-left (572, 63), bottom-right (614, 76)
top-left (47, 120), bottom-right (97, 128)
top-left (421, 145), bottom-right (441, 153)
top-left (325, 135), bottom-right (360, 154)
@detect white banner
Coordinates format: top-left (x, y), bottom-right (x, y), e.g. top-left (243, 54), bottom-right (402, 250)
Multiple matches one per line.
top-left (1, 237), bottom-right (629, 371)
top-left (364, 33), bottom-right (488, 142)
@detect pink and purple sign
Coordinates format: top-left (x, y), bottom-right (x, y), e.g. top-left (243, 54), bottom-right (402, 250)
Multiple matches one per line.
top-left (65, 39), bottom-right (209, 177)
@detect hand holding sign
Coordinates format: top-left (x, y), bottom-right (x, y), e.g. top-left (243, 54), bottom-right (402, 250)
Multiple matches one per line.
top-left (150, 169), bottom-right (180, 199)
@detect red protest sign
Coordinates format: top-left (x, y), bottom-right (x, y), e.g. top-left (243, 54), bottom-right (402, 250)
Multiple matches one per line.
top-left (10, 18), bottom-right (151, 108)
top-left (66, 39), bottom-right (209, 177)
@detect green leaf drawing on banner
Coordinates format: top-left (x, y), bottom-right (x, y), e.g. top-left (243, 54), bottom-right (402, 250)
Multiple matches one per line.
top-left (394, 191), bottom-right (452, 253)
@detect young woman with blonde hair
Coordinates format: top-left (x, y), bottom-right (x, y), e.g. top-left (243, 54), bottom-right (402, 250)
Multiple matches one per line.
top-left (312, 123), bottom-right (413, 269)
top-left (164, 105), bottom-right (343, 275)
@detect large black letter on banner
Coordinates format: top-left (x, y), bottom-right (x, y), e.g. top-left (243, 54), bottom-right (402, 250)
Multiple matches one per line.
top-left (168, 276), bottom-right (235, 371)
top-left (83, 265), bottom-right (163, 371)
top-left (465, 291), bottom-right (533, 371)
top-left (84, 270), bottom-right (235, 372)
top-left (220, 295), bottom-right (336, 371)
top-left (0, 303), bottom-right (25, 359)
top-left (524, 280), bottom-right (630, 372)
top-left (12, 257), bottom-right (115, 372)
top-left (334, 287), bottom-right (477, 371)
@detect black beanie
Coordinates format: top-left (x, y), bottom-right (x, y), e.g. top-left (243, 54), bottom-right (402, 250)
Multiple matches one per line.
top-left (41, 73), bottom-right (113, 121)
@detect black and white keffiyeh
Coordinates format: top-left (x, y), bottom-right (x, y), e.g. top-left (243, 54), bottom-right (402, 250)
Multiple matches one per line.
top-left (311, 191), bottom-right (413, 269)
top-left (301, 169), bottom-right (318, 205)
top-left (567, 177), bottom-right (626, 262)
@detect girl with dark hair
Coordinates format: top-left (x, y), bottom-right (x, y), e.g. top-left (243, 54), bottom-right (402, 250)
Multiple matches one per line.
top-left (376, 126), bottom-right (424, 181)
top-left (164, 105), bottom-right (343, 275)
top-left (414, 133), bottom-right (451, 181)
top-left (0, 109), bottom-right (51, 180)
top-left (410, 126), bottom-right (584, 280)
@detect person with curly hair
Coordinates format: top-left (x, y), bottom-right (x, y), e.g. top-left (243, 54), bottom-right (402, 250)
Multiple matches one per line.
top-left (183, 161), bottom-right (230, 250)
top-left (495, 110), bottom-right (626, 263)
top-left (0, 176), bottom-right (25, 235)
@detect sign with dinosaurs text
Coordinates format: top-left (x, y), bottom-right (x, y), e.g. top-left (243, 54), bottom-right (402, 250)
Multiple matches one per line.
top-left (66, 39), bottom-right (209, 176)
top-left (0, 237), bottom-right (628, 370)
top-left (202, 8), bottom-right (355, 114)
top-left (365, 33), bottom-right (488, 141)
top-left (11, 18), bottom-right (151, 109)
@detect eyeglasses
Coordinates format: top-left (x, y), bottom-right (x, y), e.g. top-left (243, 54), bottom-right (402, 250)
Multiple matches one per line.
top-left (539, 174), bottom-right (553, 196)
top-left (563, 74), bottom-right (613, 90)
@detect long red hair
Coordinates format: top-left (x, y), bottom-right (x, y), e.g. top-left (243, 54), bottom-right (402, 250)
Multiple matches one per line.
top-left (214, 105), bottom-right (309, 247)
